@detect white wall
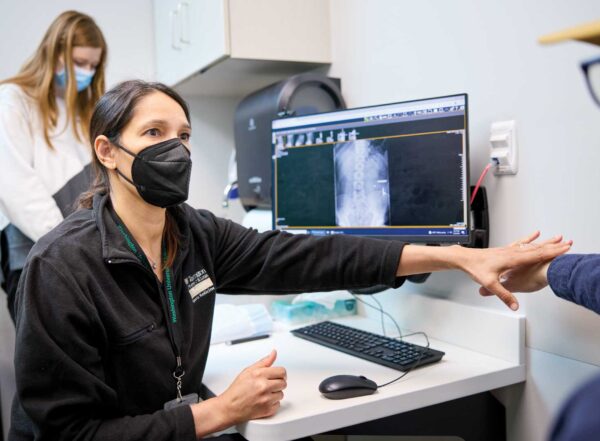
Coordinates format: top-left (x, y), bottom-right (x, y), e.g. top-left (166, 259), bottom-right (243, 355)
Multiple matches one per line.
top-left (328, 1), bottom-right (600, 440)
top-left (185, 95), bottom-right (247, 223)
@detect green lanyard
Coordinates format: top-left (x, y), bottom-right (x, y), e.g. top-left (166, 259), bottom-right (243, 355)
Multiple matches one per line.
top-left (113, 215), bottom-right (187, 400)
top-left (116, 223), bottom-right (177, 324)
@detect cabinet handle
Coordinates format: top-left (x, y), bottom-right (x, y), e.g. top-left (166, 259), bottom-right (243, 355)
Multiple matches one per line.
top-left (179, 1), bottom-right (191, 44)
top-left (170, 8), bottom-right (182, 50)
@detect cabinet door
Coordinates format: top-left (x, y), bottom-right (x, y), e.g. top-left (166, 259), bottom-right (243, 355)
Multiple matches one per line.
top-left (154, 0), bottom-right (229, 86)
top-left (185, 0), bottom-right (229, 72)
top-left (154, 0), bottom-right (185, 85)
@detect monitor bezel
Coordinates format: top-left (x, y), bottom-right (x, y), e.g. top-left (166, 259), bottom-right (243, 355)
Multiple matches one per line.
top-left (270, 93), bottom-right (471, 245)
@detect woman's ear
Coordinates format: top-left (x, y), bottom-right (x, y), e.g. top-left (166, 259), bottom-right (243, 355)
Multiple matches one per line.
top-left (95, 135), bottom-right (117, 170)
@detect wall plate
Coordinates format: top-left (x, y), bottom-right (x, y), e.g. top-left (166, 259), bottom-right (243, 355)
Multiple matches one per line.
top-left (490, 120), bottom-right (518, 175)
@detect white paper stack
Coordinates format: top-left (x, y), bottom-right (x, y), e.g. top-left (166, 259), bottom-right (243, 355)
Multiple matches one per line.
top-left (210, 303), bottom-right (273, 345)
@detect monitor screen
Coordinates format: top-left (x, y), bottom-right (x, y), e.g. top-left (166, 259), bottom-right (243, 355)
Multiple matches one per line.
top-left (271, 94), bottom-right (470, 243)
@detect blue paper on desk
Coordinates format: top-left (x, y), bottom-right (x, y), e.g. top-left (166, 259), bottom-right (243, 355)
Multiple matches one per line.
top-left (292, 290), bottom-right (354, 309)
top-left (271, 291), bottom-right (357, 324)
top-left (211, 303), bottom-right (273, 345)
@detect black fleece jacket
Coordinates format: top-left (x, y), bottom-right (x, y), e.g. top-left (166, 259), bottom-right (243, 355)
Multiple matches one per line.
top-left (12, 192), bottom-right (405, 441)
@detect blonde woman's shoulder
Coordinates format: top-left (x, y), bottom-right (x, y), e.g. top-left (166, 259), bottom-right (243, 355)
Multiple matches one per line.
top-left (0, 83), bottom-right (35, 108)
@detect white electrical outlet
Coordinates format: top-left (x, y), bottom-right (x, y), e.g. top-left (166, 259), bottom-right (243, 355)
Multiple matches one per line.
top-left (490, 120), bottom-right (518, 175)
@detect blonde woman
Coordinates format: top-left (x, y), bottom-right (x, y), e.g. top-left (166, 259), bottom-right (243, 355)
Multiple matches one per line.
top-left (0, 10), bottom-right (107, 322)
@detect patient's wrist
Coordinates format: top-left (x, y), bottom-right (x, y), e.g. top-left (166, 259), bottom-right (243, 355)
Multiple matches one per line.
top-left (541, 261), bottom-right (551, 287)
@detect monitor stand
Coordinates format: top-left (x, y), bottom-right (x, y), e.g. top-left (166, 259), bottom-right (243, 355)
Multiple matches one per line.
top-left (468, 185), bottom-right (489, 249)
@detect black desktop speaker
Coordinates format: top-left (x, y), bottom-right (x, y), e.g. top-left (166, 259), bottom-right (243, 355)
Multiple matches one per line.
top-left (234, 73), bottom-right (346, 211)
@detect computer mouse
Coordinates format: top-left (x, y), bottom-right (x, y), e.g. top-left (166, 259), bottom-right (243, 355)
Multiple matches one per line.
top-left (318, 374), bottom-right (378, 400)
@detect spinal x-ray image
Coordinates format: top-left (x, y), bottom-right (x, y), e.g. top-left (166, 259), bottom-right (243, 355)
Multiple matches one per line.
top-left (334, 139), bottom-right (390, 226)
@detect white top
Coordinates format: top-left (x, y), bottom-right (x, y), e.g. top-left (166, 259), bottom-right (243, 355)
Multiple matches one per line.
top-left (0, 83), bottom-right (91, 240)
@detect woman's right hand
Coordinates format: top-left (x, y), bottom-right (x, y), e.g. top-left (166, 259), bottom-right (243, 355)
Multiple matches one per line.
top-left (458, 231), bottom-right (571, 310)
top-left (191, 350), bottom-right (286, 437)
top-left (216, 349), bottom-right (287, 424)
top-left (478, 232), bottom-right (554, 297)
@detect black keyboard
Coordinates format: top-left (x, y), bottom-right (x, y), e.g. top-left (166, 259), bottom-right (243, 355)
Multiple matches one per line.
top-left (291, 321), bottom-right (445, 372)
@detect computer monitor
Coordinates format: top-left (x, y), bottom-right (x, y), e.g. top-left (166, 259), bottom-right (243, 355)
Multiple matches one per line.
top-left (271, 94), bottom-right (470, 243)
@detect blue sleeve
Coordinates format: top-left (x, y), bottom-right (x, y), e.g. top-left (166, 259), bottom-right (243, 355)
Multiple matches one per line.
top-left (550, 374), bottom-right (600, 441)
top-left (547, 254), bottom-right (600, 315)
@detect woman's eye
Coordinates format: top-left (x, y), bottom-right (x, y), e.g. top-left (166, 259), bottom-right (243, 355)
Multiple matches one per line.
top-left (180, 133), bottom-right (191, 141)
top-left (145, 128), bottom-right (160, 137)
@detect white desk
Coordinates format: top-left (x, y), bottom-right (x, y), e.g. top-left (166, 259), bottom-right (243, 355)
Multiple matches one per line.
top-left (203, 292), bottom-right (526, 441)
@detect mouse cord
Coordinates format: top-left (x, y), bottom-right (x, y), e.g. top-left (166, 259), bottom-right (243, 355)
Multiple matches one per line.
top-left (376, 331), bottom-right (431, 388)
top-left (349, 293), bottom-right (432, 389)
top-left (350, 293), bottom-right (403, 339)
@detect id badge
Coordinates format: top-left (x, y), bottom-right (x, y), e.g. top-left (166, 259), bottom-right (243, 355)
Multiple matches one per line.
top-left (164, 393), bottom-right (200, 410)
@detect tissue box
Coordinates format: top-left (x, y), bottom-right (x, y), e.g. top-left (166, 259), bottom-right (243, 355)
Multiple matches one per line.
top-left (271, 298), bottom-right (357, 324)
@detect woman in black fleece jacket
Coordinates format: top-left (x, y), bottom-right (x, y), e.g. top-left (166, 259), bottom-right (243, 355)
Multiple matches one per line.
top-left (10, 80), bottom-right (571, 441)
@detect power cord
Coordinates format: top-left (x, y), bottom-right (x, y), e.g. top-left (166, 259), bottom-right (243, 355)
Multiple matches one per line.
top-left (350, 293), bottom-right (432, 389)
top-left (470, 161), bottom-right (496, 205)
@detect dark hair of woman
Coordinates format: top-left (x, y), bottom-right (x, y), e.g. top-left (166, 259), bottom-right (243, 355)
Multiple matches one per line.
top-left (79, 80), bottom-right (191, 267)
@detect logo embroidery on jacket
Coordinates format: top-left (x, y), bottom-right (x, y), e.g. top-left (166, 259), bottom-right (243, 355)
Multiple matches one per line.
top-left (184, 269), bottom-right (215, 302)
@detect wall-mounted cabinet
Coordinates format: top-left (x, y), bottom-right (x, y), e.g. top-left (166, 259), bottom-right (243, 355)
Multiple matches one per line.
top-left (154, 0), bottom-right (331, 97)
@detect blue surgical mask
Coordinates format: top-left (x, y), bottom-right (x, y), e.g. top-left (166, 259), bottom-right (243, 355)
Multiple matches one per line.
top-left (55, 66), bottom-right (96, 92)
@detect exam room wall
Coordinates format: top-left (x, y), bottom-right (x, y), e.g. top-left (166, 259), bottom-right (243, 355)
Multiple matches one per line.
top-left (184, 95), bottom-right (247, 222)
top-left (328, 1), bottom-right (600, 440)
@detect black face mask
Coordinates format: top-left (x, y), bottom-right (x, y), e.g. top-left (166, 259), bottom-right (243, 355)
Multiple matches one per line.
top-left (113, 138), bottom-right (192, 208)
